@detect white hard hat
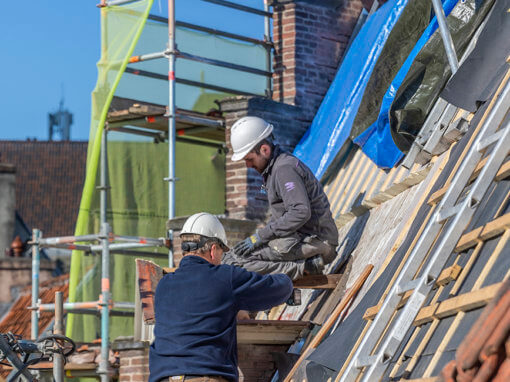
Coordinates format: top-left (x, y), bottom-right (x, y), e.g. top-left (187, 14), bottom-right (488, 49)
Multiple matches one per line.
top-left (180, 212), bottom-right (229, 250)
top-left (230, 116), bottom-right (273, 161)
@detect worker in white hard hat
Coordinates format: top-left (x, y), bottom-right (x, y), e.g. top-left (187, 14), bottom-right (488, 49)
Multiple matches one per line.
top-left (222, 116), bottom-right (339, 280)
top-left (149, 212), bottom-right (293, 382)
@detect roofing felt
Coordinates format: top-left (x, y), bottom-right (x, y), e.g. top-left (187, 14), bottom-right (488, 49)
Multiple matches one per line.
top-left (0, 141), bottom-right (87, 237)
top-left (280, 59), bottom-right (510, 380)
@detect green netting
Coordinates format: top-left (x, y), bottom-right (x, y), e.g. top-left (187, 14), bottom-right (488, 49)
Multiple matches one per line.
top-left (67, 0), bottom-right (155, 341)
top-left (68, 0), bottom-right (265, 343)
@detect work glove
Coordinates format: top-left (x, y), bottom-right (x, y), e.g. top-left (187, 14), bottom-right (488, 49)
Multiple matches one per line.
top-left (233, 233), bottom-right (263, 257)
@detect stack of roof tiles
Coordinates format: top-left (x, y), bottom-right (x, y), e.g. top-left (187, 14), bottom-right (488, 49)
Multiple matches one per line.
top-left (440, 279), bottom-right (510, 382)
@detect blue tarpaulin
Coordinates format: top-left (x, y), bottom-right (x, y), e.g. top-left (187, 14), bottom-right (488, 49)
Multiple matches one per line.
top-left (293, 0), bottom-right (410, 179)
top-left (353, 0), bottom-right (458, 168)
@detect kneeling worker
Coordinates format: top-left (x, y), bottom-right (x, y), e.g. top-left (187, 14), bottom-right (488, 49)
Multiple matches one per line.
top-left (223, 116), bottom-right (339, 280)
top-left (149, 212), bottom-right (293, 382)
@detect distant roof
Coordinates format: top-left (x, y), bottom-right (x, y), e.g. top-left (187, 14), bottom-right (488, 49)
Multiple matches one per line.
top-left (0, 141), bottom-right (87, 237)
top-left (0, 274), bottom-right (69, 379)
top-left (0, 274), bottom-right (69, 338)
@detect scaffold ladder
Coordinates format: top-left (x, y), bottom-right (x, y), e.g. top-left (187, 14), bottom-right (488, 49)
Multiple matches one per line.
top-left (340, 72), bottom-right (510, 382)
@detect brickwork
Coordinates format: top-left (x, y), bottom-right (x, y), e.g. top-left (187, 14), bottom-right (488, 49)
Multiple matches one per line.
top-left (238, 344), bottom-right (288, 381)
top-left (116, 346), bottom-right (150, 382)
top-left (272, 0), bottom-right (364, 121)
top-left (114, 340), bottom-right (287, 382)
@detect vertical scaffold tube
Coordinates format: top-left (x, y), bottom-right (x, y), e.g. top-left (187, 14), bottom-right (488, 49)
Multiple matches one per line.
top-left (31, 229), bottom-right (41, 340)
top-left (431, 0), bottom-right (459, 74)
top-left (99, 129), bottom-right (111, 382)
top-left (53, 291), bottom-right (64, 382)
top-left (167, 0), bottom-right (176, 267)
top-left (264, 0), bottom-right (272, 98)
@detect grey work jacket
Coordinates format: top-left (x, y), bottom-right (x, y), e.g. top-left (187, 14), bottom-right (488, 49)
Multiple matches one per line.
top-left (257, 147), bottom-right (339, 246)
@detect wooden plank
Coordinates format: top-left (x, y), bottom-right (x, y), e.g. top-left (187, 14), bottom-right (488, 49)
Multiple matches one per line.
top-left (455, 213), bottom-right (510, 252)
top-left (414, 282), bottom-right (502, 326)
top-left (450, 241), bottom-right (484, 297)
top-left (237, 319), bottom-right (309, 345)
top-left (293, 274), bottom-right (342, 289)
top-left (363, 265), bottom-right (462, 320)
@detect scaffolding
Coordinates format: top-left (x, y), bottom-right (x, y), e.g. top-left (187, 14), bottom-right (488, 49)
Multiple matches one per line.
top-left (30, 1), bottom-right (273, 381)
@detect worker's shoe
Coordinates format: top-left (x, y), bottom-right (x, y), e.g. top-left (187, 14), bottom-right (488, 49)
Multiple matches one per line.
top-left (304, 255), bottom-right (325, 275)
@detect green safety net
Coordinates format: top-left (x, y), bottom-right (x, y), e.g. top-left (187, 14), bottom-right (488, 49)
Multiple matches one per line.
top-left (68, 0), bottom-right (265, 343)
top-left (67, 0), bottom-right (156, 341)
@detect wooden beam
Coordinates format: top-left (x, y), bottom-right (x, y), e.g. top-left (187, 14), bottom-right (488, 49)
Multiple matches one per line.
top-left (414, 282), bottom-right (502, 326)
top-left (237, 319), bottom-right (309, 345)
top-left (363, 265), bottom-right (463, 320)
top-left (455, 213), bottom-right (510, 252)
top-left (293, 274), bottom-right (342, 289)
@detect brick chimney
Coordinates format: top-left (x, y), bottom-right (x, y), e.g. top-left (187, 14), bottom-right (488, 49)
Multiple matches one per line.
top-left (272, 0), bottom-right (364, 120)
top-left (220, 0), bottom-right (364, 222)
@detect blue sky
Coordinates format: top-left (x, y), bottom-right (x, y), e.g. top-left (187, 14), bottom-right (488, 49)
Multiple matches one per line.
top-left (1, 0), bottom-right (266, 141)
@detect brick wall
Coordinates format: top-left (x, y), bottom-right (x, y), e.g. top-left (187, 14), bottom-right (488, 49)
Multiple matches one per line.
top-left (114, 340), bottom-right (287, 382)
top-left (115, 344), bottom-right (150, 382)
top-left (272, 0), bottom-right (364, 121)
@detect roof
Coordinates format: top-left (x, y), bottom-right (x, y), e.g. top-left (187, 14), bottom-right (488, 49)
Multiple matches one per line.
top-left (0, 141), bottom-right (87, 237)
top-left (439, 279), bottom-right (510, 381)
top-left (0, 274), bottom-right (69, 379)
top-left (0, 274), bottom-right (69, 338)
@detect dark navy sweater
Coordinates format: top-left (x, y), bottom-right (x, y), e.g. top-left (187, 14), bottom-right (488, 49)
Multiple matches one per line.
top-left (149, 255), bottom-right (293, 382)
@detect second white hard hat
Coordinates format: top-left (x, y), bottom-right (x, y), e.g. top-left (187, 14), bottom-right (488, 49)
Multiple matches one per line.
top-left (180, 212), bottom-right (229, 250)
top-left (230, 116), bottom-right (273, 161)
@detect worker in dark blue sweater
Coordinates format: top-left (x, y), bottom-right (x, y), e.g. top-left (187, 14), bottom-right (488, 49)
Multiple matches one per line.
top-left (149, 213), bottom-right (293, 382)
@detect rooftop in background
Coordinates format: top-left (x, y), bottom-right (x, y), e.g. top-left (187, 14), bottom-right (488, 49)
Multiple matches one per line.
top-left (0, 141), bottom-right (87, 237)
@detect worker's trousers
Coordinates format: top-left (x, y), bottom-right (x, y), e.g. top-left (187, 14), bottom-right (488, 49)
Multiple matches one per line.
top-left (222, 235), bottom-right (337, 280)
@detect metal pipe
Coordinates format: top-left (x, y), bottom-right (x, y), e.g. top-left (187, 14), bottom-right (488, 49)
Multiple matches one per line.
top-left (39, 301), bottom-right (101, 311)
top-left (101, 0), bottom-right (142, 6)
top-left (98, 129), bottom-right (111, 382)
top-left (431, 0), bottom-right (459, 74)
top-left (31, 229), bottom-right (41, 340)
top-left (147, 16), bottom-right (269, 46)
top-left (129, 51), bottom-right (166, 63)
top-left (167, 0), bottom-right (176, 268)
top-left (106, 248), bottom-right (171, 258)
top-left (112, 235), bottom-right (166, 246)
top-left (177, 51), bottom-right (272, 77)
top-left (90, 242), bottom-right (163, 252)
top-left (53, 292), bottom-right (64, 382)
top-left (42, 243), bottom-right (92, 251)
top-left (107, 112), bottom-right (224, 129)
top-left (263, 0), bottom-right (272, 97)
top-left (124, 67), bottom-right (261, 96)
top-left (38, 234), bottom-right (101, 245)
top-left (39, 301), bottom-right (135, 311)
top-left (202, 0), bottom-right (272, 17)
top-left (107, 125), bottom-right (166, 140)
